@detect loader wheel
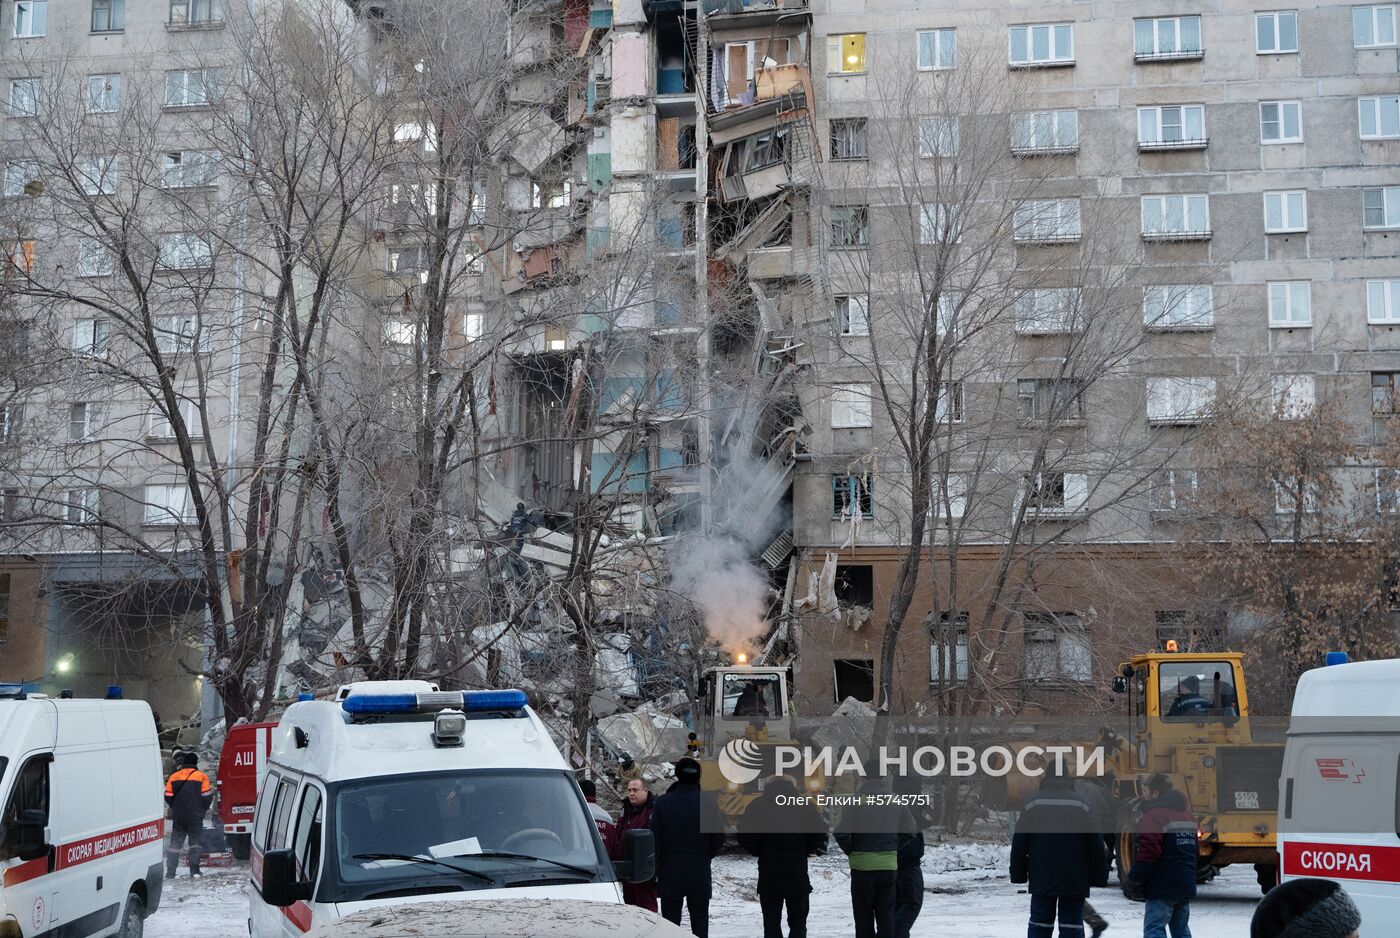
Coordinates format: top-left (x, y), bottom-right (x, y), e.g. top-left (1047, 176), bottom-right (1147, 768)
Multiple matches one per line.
top-left (1195, 862), bottom-right (1218, 885)
top-left (117, 892), bottom-right (145, 938)
top-left (1115, 831), bottom-right (1137, 898)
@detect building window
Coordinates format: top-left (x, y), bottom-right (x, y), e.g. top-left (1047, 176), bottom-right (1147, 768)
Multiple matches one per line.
top-left (143, 483), bottom-right (196, 526)
top-left (1264, 190), bottom-right (1307, 233)
top-left (834, 565), bottom-right (874, 607)
top-left (919, 203), bottom-right (960, 245)
top-left (1376, 468), bottom-right (1400, 514)
top-left (829, 118), bottom-right (867, 161)
top-left (0, 404), bottom-right (18, 444)
top-left (9, 78), bottom-right (40, 117)
top-left (3, 241), bottom-right (36, 279)
top-left (169, 0), bottom-right (223, 26)
top-left (1354, 5), bottom-right (1397, 47)
top-left (830, 205), bottom-right (868, 247)
top-left (1015, 289), bottom-right (1080, 334)
top-left (1011, 110), bottom-right (1078, 154)
top-left (1368, 280), bottom-right (1400, 324)
top-left (1155, 610), bottom-right (1224, 652)
top-left (933, 293), bottom-right (958, 338)
top-left (3, 161), bottom-right (39, 198)
top-left (1275, 479), bottom-right (1319, 515)
top-left (68, 402), bottom-right (96, 441)
top-left (1137, 105), bottom-right (1206, 149)
top-left (1260, 101), bottom-right (1302, 143)
top-left (831, 383), bottom-right (872, 428)
top-left (162, 150), bottom-right (220, 188)
top-left (930, 613), bottom-right (969, 684)
top-left (1272, 374), bottom-right (1316, 419)
top-left (1023, 611), bottom-right (1092, 682)
top-left (72, 317), bottom-right (110, 355)
top-left (1017, 378), bottom-right (1086, 424)
top-left (832, 659), bottom-right (875, 703)
top-left (0, 488), bottom-right (21, 522)
top-left (164, 69), bottom-right (221, 108)
top-left (1143, 285), bottom-right (1213, 330)
top-left (1023, 473), bottom-right (1088, 517)
top-left (932, 474), bottom-right (967, 522)
top-left (1133, 15), bottom-right (1202, 60)
top-left (13, 1), bottom-right (46, 38)
top-left (918, 116), bottom-right (959, 158)
top-left (382, 319), bottom-right (418, 346)
top-left (1364, 186), bottom-right (1400, 229)
top-left (91, 0), bottom-right (124, 32)
top-left (836, 295), bottom-right (868, 336)
top-left (1147, 376), bottom-right (1216, 425)
top-left (1255, 10), bottom-right (1298, 53)
top-left (1374, 372), bottom-right (1400, 414)
top-left (1268, 281), bottom-right (1312, 327)
top-left (1140, 194), bottom-right (1210, 240)
top-left (827, 34), bottom-right (866, 74)
top-left (917, 28), bottom-right (956, 70)
top-left (1149, 469), bottom-right (1198, 513)
top-left (154, 315), bottom-right (209, 353)
top-left (158, 234), bottom-right (213, 271)
top-left (1013, 199), bottom-right (1081, 243)
top-left (832, 473), bottom-right (873, 518)
top-left (77, 156), bottom-right (118, 196)
top-left (531, 179), bottom-right (573, 209)
top-left (1008, 23), bottom-right (1074, 67)
top-left (64, 488), bottom-right (97, 525)
top-left (937, 381), bottom-right (964, 423)
top-left (148, 399), bottom-right (203, 439)
top-left (1360, 96), bottom-right (1400, 139)
top-left (86, 74), bottom-right (121, 112)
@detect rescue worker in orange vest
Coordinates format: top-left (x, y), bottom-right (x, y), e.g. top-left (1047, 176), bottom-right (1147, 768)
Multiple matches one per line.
top-left (164, 750), bottom-right (213, 878)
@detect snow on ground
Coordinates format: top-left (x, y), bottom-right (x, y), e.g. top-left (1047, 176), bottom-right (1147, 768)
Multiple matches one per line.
top-left (150, 843), bottom-right (1260, 937)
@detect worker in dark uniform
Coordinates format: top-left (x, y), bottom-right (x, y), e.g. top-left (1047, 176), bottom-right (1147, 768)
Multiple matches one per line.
top-left (164, 750), bottom-right (213, 878)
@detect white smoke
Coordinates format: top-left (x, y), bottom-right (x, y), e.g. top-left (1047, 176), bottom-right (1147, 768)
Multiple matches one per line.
top-left (668, 536), bottom-right (771, 660)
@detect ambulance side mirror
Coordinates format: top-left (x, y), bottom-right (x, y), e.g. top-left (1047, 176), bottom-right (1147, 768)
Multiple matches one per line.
top-left (6, 808), bottom-right (49, 862)
top-left (258, 849), bottom-right (312, 907)
top-left (615, 828), bottom-right (655, 884)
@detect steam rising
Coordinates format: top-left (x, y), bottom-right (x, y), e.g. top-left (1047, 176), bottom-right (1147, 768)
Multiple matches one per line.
top-left (669, 536), bottom-right (771, 660)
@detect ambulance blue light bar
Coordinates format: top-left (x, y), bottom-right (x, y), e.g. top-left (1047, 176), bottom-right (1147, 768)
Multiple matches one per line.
top-left (341, 689), bottom-right (528, 716)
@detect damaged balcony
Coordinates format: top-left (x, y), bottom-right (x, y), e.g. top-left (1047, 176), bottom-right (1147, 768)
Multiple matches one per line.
top-left (656, 116), bottom-right (699, 191)
top-left (653, 10), bottom-right (698, 117)
top-left (703, 0), bottom-right (810, 30)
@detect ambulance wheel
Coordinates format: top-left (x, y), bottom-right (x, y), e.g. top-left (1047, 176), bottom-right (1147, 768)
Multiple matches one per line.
top-left (118, 892), bottom-right (145, 938)
top-left (1256, 863), bottom-right (1276, 895)
top-left (230, 834), bottom-right (251, 861)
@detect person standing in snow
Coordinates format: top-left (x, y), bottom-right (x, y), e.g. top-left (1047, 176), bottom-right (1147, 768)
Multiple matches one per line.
top-left (579, 778), bottom-right (616, 846)
top-left (836, 774), bottom-right (917, 938)
top-left (892, 775), bottom-right (926, 938)
top-left (650, 758), bottom-right (726, 937)
top-left (610, 777), bottom-right (658, 911)
top-left (737, 775), bottom-right (827, 938)
top-left (1127, 774), bottom-right (1197, 938)
top-left (1009, 766), bottom-right (1109, 938)
top-left (164, 750), bottom-right (213, 878)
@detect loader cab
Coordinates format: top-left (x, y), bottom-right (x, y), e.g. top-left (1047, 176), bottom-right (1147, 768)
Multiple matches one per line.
top-left (1115, 651), bottom-right (1255, 769)
top-left (697, 666), bottom-right (793, 749)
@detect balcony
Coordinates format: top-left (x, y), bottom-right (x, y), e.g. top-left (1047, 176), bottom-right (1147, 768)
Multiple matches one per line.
top-left (1139, 137), bottom-right (1208, 152)
top-left (1134, 47), bottom-right (1204, 63)
top-left (704, 0), bottom-right (809, 29)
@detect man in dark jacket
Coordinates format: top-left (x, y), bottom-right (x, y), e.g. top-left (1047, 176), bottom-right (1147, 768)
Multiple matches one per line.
top-left (610, 778), bottom-right (658, 911)
top-left (1010, 770), bottom-right (1110, 938)
top-left (835, 775), bottom-right (917, 938)
top-left (580, 778), bottom-right (617, 846)
top-left (1128, 774), bottom-right (1197, 938)
top-left (164, 750), bottom-right (213, 878)
top-left (650, 759), bottom-right (725, 937)
top-left (737, 775), bottom-right (827, 938)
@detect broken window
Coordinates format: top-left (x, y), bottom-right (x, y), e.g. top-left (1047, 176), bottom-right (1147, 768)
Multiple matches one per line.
top-left (832, 473), bottom-right (873, 518)
top-left (1373, 372), bottom-right (1400, 414)
top-left (936, 381), bottom-right (964, 423)
top-left (833, 658), bottom-right (875, 703)
top-left (830, 118), bottom-right (867, 161)
top-left (831, 384), bottom-right (872, 428)
top-left (830, 205), bottom-right (868, 247)
top-left (836, 295), bottom-right (868, 336)
top-left (1016, 378), bottom-right (1085, 423)
top-left (745, 128), bottom-right (788, 172)
top-left (834, 564), bottom-right (874, 606)
top-left (1023, 611), bottom-right (1091, 683)
top-left (723, 38), bottom-right (792, 105)
top-left (930, 612), bottom-right (969, 683)
top-left (1021, 472), bottom-right (1088, 516)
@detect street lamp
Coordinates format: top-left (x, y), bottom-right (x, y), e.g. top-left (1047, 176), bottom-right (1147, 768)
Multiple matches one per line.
top-left (54, 653), bottom-right (75, 675)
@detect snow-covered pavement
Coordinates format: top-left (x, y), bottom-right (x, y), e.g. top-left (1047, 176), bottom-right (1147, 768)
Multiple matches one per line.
top-left (151, 843), bottom-right (1260, 937)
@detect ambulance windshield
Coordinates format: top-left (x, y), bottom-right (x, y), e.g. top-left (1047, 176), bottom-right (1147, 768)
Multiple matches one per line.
top-left (331, 769), bottom-right (605, 897)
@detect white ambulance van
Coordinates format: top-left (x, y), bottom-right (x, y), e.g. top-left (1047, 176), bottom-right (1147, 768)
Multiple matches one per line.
top-left (248, 682), bottom-right (654, 938)
top-left (0, 690), bottom-right (164, 938)
top-left (1278, 657), bottom-right (1400, 937)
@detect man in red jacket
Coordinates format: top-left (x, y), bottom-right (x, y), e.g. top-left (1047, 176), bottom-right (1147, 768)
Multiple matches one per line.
top-left (1128, 774), bottom-right (1198, 938)
top-left (610, 778), bottom-right (657, 911)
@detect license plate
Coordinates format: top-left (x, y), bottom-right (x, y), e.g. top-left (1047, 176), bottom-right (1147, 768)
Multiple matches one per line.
top-left (1235, 791), bottom-right (1260, 810)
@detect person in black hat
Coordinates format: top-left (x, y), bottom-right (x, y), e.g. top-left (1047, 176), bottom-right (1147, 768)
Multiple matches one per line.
top-left (1251, 878), bottom-right (1361, 938)
top-left (650, 758), bottom-right (725, 937)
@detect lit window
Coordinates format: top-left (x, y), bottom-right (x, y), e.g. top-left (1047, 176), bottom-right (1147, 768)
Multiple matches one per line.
top-left (1133, 16), bottom-right (1202, 59)
top-left (1138, 105), bottom-right (1206, 148)
top-left (1259, 101), bottom-right (1302, 143)
top-left (1140, 195), bottom-right (1210, 239)
top-left (1353, 5), bottom-right (1397, 47)
top-left (1143, 285), bottom-right (1213, 330)
top-left (3, 241), bottom-right (36, 279)
top-left (1009, 23), bottom-right (1074, 66)
top-left (1359, 96), bottom-right (1400, 139)
top-left (1011, 110), bottom-right (1078, 154)
top-left (1268, 281), bottom-right (1312, 327)
top-left (1364, 186), bottom-right (1400, 229)
top-left (1255, 11), bottom-right (1298, 54)
top-left (916, 29), bottom-right (956, 70)
top-left (1263, 190), bottom-right (1307, 233)
top-left (827, 34), bottom-right (866, 74)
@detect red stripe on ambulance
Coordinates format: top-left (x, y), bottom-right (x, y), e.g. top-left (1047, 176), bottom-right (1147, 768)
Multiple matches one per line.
top-left (1, 818), bottom-right (163, 886)
top-left (1283, 841), bottom-right (1400, 883)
